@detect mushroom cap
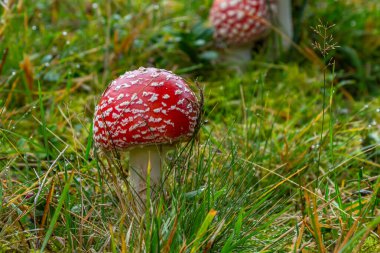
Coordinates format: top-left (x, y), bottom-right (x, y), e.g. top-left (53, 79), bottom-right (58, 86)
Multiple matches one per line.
top-left (93, 67), bottom-right (200, 150)
top-left (210, 0), bottom-right (274, 46)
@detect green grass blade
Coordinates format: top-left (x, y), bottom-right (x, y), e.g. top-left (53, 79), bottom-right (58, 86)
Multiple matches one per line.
top-left (85, 122), bottom-right (93, 161)
top-left (190, 209), bottom-right (217, 253)
top-left (38, 80), bottom-right (49, 159)
top-left (40, 171), bottom-right (74, 252)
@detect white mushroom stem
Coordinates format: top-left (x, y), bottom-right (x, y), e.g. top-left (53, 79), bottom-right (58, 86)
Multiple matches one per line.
top-left (129, 146), bottom-right (166, 208)
top-left (277, 0), bottom-right (293, 50)
top-left (223, 46), bottom-right (252, 67)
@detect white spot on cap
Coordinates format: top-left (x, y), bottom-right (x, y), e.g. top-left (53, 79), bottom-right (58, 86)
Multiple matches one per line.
top-left (132, 134), bottom-right (141, 139)
top-left (153, 107), bottom-right (162, 113)
top-left (112, 112), bottom-right (120, 119)
top-left (148, 116), bottom-right (162, 123)
top-left (164, 119), bottom-right (175, 127)
top-left (151, 81), bottom-right (164, 87)
top-left (220, 1), bottom-right (228, 10)
top-left (117, 94), bottom-right (124, 100)
top-left (148, 93), bottom-right (159, 102)
top-left (131, 93), bottom-right (138, 101)
top-left (236, 10), bottom-right (245, 20)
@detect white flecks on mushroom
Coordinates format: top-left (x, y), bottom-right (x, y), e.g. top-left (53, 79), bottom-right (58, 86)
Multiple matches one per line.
top-left (93, 67), bottom-right (200, 213)
top-left (164, 119), bottom-right (175, 127)
top-left (148, 93), bottom-right (159, 102)
top-left (175, 89), bottom-right (183, 95)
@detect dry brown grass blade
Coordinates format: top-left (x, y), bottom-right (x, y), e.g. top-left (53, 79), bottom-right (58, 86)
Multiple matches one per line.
top-left (117, 19), bottom-right (148, 55)
top-left (179, 239), bottom-right (187, 253)
top-left (119, 215), bottom-right (127, 253)
top-left (19, 55), bottom-right (34, 93)
top-left (16, 0), bottom-right (23, 12)
top-left (334, 217), bottom-right (361, 252)
top-left (262, 165), bottom-right (307, 198)
top-left (311, 195), bottom-right (326, 253)
top-left (0, 2), bottom-right (12, 38)
top-left (304, 192), bottom-right (326, 253)
top-left (51, 0), bottom-right (59, 23)
top-left (0, 47), bottom-right (8, 75)
top-left (162, 217), bottom-right (178, 253)
top-left (292, 220), bottom-right (305, 252)
top-left (5, 77), bottom-right (18, 108)
top-left (39, 180), bottom-right (55, 233)
top-left (290, 105), bottom-right (331, 144)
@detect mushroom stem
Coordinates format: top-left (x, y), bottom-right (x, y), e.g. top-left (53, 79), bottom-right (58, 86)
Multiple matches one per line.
top-left (224, 46), bottom-right (252, 64)
top-left (129, 146), bottom-right (165, 209)
top-left (277, 0), bottom-right (293, 50)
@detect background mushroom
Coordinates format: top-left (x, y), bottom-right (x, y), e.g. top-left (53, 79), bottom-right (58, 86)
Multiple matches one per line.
top-left (93, 67), bottom-right (200, 210)
top-left (209, 0), bottom-right (293, 63)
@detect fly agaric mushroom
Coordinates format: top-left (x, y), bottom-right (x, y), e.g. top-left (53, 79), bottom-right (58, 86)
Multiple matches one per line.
top-left (210, 0), bottom-right (293, 63)
top-left (93, 67), bottom-right (200, 208)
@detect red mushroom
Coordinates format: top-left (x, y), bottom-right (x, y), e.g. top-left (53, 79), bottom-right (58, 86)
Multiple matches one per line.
top-left (210, 0), bottom-right (273, 62)
top-left (93, 67), bottom-right (200, 208)
top-left (209, 0), bottom-right (293, 63)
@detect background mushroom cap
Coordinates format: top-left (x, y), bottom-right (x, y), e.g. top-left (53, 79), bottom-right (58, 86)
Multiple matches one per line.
top-left (210, 0), bottom-right (275, 46)
top-left (93, 67), bottom-right (199, 150)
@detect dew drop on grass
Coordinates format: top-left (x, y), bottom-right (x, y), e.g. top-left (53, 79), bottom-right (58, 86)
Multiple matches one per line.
top-left (44, 62), bottom-right (50, 67)
top-left (66, 40), bottom-right (70, 45)
top-left (62, 31), bottom-right (68, 36)
top-left (92, 3), bottom-right (98, 9)
top-left (311, 144), bottom-right (320, 150)
top-left (376, 108), bottom-right (380, 113)
top-left (32, 25), bottom-right (37, 31)
top-left (364, 104), bottom-right (369, 109)
top-left (11, 71), bottom-right (16, 76)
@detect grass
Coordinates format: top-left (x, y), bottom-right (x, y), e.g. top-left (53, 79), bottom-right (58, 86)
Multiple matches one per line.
top-left (0, 0), bottom-right (380, 252)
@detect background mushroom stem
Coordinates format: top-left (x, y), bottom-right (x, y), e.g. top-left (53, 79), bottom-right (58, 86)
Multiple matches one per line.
top-left (223, 46), bottom-right (252, 66)
top-left (129, 146), bottom-right (166, 209)
top-left (277, 0), bottom-right (293, 50)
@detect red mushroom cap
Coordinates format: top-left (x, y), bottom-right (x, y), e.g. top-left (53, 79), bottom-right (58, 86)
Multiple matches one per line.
top-left (93, 67), bottom-right (199, 150)
top-left (210, 0), bottom-right (275, 46)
